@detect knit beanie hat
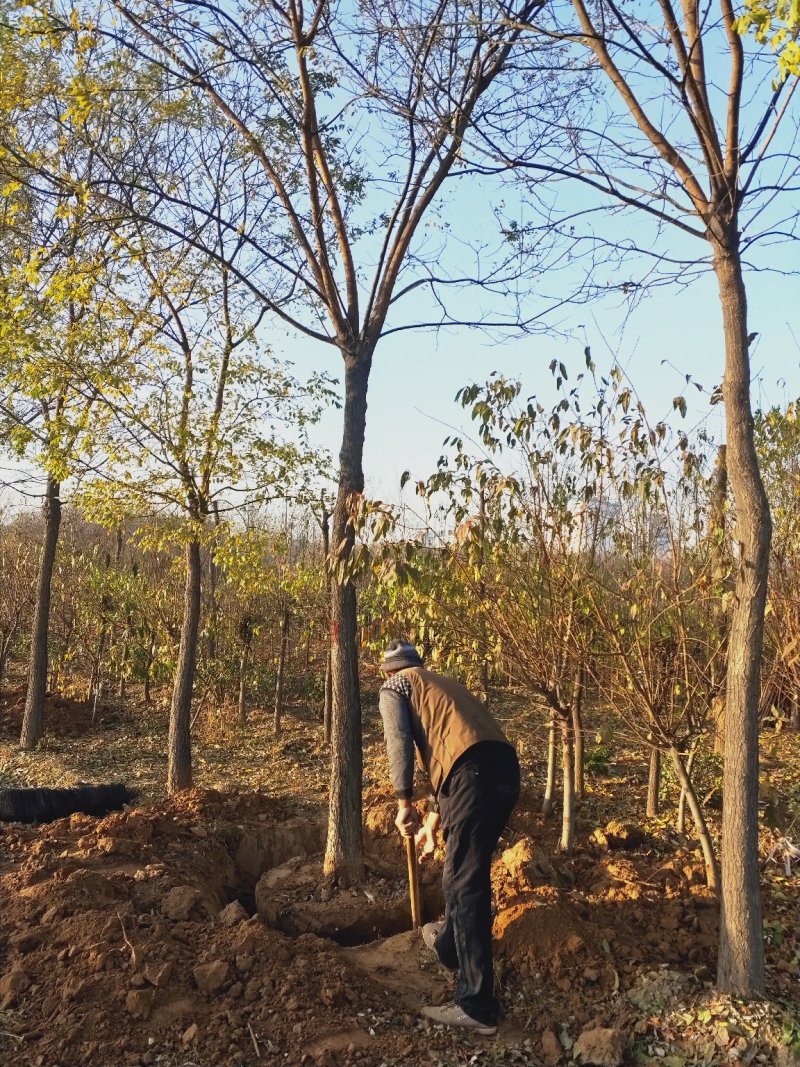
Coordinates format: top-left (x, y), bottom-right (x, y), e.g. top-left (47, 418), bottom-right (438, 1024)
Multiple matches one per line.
top-left (379, 640), bottom-right (423, 672)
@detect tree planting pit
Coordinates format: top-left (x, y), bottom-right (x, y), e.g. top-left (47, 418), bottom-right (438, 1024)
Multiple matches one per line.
top-left (253, 854), bottom-right (444, 946)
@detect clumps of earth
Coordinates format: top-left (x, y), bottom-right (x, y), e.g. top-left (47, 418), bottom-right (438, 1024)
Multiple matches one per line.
top-left (0, 788), bottom-right (796, 1067)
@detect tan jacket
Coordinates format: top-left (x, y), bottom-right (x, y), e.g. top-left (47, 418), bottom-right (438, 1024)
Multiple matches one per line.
top-left (400, 667), bottom-right (512, 794)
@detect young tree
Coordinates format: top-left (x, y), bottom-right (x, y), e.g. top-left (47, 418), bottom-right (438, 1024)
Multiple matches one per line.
top-left (0, 185), bottom-right (123, 749)
top-left (755, 400), bottom-right (800, 732)
top-left (0, 515), bottom-right (38, 689)
top-left (581, 389), bottom-right (725, 888)
top-left (79, 229), bottom-right (331, 791)
top-left (423, 374), bottom-right (602, 854)
top-left (0, 7), bottom-right (144, 746)
top-left (369, 365), bottom-right (609, 853)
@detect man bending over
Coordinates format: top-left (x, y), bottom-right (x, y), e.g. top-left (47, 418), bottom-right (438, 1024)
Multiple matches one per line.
top-left (378, 640), bottom-right (520, 1036)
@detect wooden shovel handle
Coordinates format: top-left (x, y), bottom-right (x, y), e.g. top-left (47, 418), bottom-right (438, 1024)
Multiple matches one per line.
top-left (405, 834), bottom-right (423, 929)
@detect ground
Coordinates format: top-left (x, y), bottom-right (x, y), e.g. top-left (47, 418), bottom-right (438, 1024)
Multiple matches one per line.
top-left (1, 681), bottom-right (799, 1067)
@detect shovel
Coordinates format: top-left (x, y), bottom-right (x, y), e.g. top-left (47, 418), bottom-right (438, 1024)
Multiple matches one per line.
top-left (405, 834), bottom-right (423, 929)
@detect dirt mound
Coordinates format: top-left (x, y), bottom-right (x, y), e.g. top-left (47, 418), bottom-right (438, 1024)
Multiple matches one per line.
top-left (0, 687), bottom-right (125, 739)
top-left (0, 788), bottom-right (453, 1067)
top-left (1, 778), bottom-right (796, 1067)
top-left (486, 819), bottom-right (722, 1018)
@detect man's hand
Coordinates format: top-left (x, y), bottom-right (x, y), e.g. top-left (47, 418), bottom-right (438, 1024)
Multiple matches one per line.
top-left (415, 812), bottom-right (440, 862)
top-left (395, 799), bottom-right (422, 838)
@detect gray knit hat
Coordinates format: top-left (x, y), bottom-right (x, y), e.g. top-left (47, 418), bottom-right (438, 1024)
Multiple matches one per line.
top-left (379, 640), bottom-right (423, 672)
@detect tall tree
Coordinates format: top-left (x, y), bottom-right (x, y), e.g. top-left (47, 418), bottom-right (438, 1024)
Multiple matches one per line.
top-left (41, 0), bottom-right (553, 882)
top-left (492, 0), bottom-right (800, 998)
top-left (0, 36), bottom-right (125, 745)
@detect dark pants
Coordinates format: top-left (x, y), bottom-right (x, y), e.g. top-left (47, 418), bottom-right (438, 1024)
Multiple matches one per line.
top-left (434, 741), bottom-right (520, 1025)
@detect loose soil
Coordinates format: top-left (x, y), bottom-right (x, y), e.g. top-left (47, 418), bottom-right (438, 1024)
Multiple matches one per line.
top-left (1, 684), bottom-right (799, 1067)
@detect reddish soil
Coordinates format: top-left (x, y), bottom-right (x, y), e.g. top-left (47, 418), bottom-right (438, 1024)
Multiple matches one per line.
top-left (0, 687), bottom-right (126, 739)
top-left (1, 700), bottom-right (798, 1067)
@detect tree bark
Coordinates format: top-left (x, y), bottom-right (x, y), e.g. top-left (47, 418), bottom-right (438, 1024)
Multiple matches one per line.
top-left (117, 628), bottom-right (129, 699)
top-left (320, 506), bottom-right (333, 741)
top-left (677, 737), bottom-right (698, 836)
top-left (274, 606), bottom-right (290, 736)
top-left (323, 649), bottom-right (333, 743)
top-left (542, 712), bottom-right (557, 817)
top-left (143, 632), bottom-right (155, 704)
top-left (712, 444), bottom-right (729, 755)
top-left (715, 242), bottom-right (770, 997)
top-left (669, 745), bottom-right (719, 891)
top-left (207, 502), bottom-right (221, 664)
top-left (791, 690), bottom-right (799, 732)
top-left (324, 355), bottom-right (370, 885)
top-left (238, 645), bottom-right (250, 727)
top-left (91, 628), bottom-right (108, 725)
top-left (92, 674), bottom-right (105, 725)
top-left (167, 538), bottom-right (202, 793)
top-left (560, 718), bottom-right (575, 854)
top-left (647, 746), bottom-right (661, 817)
top-left (19, 477), bottom-right (61, 750)
top-left (478, 661), bottom-right (490, 708)
top-left (571, 666), bottom-right (585, 802)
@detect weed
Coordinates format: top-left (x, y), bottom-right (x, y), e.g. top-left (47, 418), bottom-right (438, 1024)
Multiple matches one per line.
top-left (585, 744), bottom-right (612, 776)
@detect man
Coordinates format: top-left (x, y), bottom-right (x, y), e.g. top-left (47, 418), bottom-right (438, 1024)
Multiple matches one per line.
top-left (378, 639), bottom-right (520, 1036)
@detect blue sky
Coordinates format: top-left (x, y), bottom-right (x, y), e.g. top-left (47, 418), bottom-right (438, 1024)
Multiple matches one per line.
top-left (3, 2), bottom-right (798, 516)
top-left (285, 10), bottom-right (800, 504)
top-left (291, 256), bottom-right (800, 503)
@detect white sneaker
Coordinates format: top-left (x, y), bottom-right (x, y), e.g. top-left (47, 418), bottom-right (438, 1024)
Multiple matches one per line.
top-left (421, 1002), bottom-right (497, 1036)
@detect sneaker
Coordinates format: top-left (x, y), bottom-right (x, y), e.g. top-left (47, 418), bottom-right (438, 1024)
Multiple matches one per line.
top-left (421, 1002), bottom-right (497, 1036)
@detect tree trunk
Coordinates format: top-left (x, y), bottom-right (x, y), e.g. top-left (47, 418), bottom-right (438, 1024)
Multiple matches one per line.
top-left (711, 445), bottom-right (729, 756)
top-left (647, 746), bottom-right (661, 817)
top-left (714, 243), bottom-right (770, 997)
top-left (571, 666), bottom-right (585, 802)
top-left (92, 675), bottom-right (105, 725)
top-left (560, 717), bottom-right (575, 854)
top-left (91, 628), bottom-right (108, 725)
top-left (324, 354), bottom-right (370, 885)
top-left (167, 538), bottom-right (202, 793)
top-left (207, 502), bottom-right (221, 664)
top-left (677, 737), bottom-right (698, 835)
top-left (542, 712), bottom-right (557, 817)
top-left (0, 633), bottom-right (8, 691)
top-left (86, 645), bottom-right (99, 703)
top-left (117, 628), bottom-right (129, 699)
top-left (321, 506), bottom-right (333, 741)
top-left (479, 660), bottom-right (490, 708)
top-left (19, 477), bottom-right (61, 750)
top-left (669, 745), bottom-right (719, 891)
top-left (791, 690), bottom-right (799, 732)
top-left (274, 606), bottom-right (290, 736)
top-left (143, 632), bottom-right (155, 704)
top-left (0, 624), bottom-right (17, 693)
top-left (323, 649), bottom-right (332, 743)
top-left (238, 641), bottom-right (250, 727)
